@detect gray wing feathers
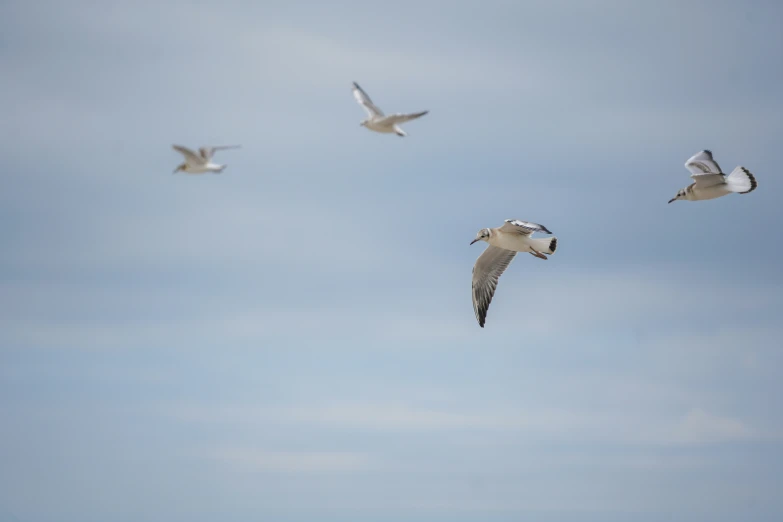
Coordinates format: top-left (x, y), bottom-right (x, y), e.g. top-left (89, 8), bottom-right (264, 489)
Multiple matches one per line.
top-left (685, 150), bottom-right (723, 175)
top-left (172, 144), bottom-right (206, 165)
top-left (381, 111), bottom-right (429, 124)
top-left (472, 246), bottom-right (517, 328)
top-left (691, 172), bottom-right (727, 188)
top-left (352, 82), bottom-right (384, 117)
top-left (501, 219), bottom-right (552, 236)
top-left (199, 145), bottom-right (241, 160)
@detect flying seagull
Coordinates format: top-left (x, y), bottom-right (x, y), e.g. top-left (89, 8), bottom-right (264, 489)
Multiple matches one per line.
top-left (352, 82), bottom-right (428, 137)
top-left (470, 219), bottom-right (558, 328)
top-left (172, 144), bottom-right (241, 174)
top-left (668, 150), bottom-right (757, 203)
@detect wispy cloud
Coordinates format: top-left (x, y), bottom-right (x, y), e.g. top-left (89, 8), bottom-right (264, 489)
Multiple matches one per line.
top-left (205, 448), bottom-right (373, 473)
top-left (167, 399), bottom-right (769, 448)
top-left (2, 266), bottom-right (781, 350)
top-left (674, 408), bottom-right (755, 444)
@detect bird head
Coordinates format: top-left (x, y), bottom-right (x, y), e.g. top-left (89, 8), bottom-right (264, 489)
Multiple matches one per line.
top-left (668, 188), bottom-right (685, 204)
top-left (470, 228), bottom-right (491, 245)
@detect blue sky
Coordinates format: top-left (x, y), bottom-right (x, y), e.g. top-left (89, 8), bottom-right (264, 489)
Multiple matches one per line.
top-left (1, 1), bottom-right (782, 521)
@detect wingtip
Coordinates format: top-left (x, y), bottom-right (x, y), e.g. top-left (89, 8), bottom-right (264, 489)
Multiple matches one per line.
top-left (739, 167), bottom-right (758, 194)
top-left (476, 310), bottom-right (486, 328)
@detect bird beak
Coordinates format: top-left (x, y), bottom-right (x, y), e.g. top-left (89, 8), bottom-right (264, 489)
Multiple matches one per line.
top-left (470, 239), bottom-right (479, 245)
top-left (668, 197), bottom-right (676, 204)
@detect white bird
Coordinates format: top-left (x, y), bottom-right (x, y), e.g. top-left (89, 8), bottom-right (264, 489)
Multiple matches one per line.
top-left (669, 150), bottom-right (757, 203)
top-left (172, 144), bottom-right (241, 174)
top-left (352, 82), bottom-right (428, 137)
top-left (470, 219), bottom-right (558, 328)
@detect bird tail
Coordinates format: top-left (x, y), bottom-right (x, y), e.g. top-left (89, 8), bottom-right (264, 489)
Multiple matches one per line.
top-left (725, 166), bottom-right (757, 194)
top-left (529, 237), bottom-right (557, 255)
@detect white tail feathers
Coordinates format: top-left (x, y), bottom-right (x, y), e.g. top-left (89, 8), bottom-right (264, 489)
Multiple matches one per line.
top-left (725, 166), bottom-right (757, 194)
top-left (529, 236), bottom-right (557, 255)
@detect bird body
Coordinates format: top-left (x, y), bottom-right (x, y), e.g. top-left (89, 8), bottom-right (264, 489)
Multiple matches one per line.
top-left (674, 180), bottom-right (735, 202)
top-left (172, 144), bottom-right (241, 174)
top-left (669, 150), bottom-right (757, 203)
top-left (484, 228), bottom-right (557, 256)
top-left (361, 115), bottom-right (429, 136)
top-left (470, 220), bottom-right (557, 258)
top-left (352, 82), bottom-right (428, 137)
top-left (179, 162), bottom-right (225, 174)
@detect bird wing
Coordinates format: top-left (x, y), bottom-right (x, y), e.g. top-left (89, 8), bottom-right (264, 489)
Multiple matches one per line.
top-left (352, 82), bottom-right (384, 118)
top-left (685, 150), bottom-right (723, 176)
top-left (172, 144), bottom-right (207, 165)
top-left (472, 246), bottom-right (517, 328)
top-left (500, 219), bottom-right (552, 236)
top-left (690, 172), bottom-right (727, 188)
top-left (199, 145), bottom-right (241, 160)
top-left (380, 111), bottom-right (429, 124)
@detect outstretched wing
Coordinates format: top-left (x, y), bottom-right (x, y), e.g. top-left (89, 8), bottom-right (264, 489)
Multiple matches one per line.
top-left (685, 150), bottom-right (723, 176)
top-left (172, 144), bottom-right (206, 165)
top-left (472, 246), bottom-right (517, 328)
top-left (380, 111), bottom-right (429, 124)
top-left (199, 145), bottom-right (241, 160)
top-left (352, 82), bottom-right (384, 118)
top-left (500, 219), bottom-right (553, 236)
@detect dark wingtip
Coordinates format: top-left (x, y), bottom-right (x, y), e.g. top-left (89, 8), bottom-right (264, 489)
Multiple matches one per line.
top-left (542, 226), bottom-right (553, 235)
top-left (550, 237), bottom-right (557, 254)
top-left (740, 167), bottom-right (758, 194)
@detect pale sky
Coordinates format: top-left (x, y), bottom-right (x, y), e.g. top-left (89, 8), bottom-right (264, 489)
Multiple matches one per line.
top-left (1, 1), bottom-right (782, 521)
